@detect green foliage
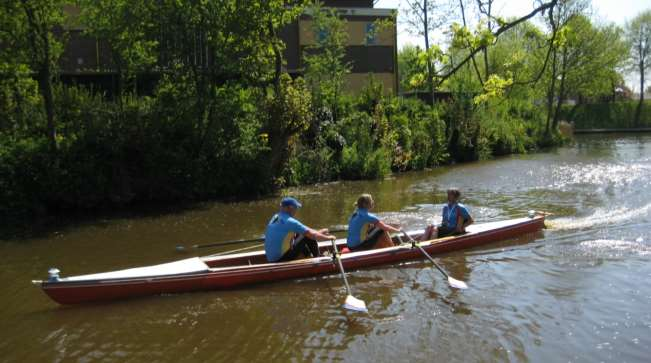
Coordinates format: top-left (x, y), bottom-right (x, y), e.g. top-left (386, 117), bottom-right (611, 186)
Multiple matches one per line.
top-left (625, 9), bottom-right (651, 74)
top-left (338, 111), bottom-right (391, 179)
top-left (560, 101), bottom-right (651, 129)
top-left (398, 45), bottom-right (427, 92)
top-left (385, 97), bottom-right (448, 170)
top-left (79, 0), bottom-right (159, 78)
top-left (558, 15), bottom-right (628, 100)
top-left (303, 2), bottom-right (351, 115)
top-left (1, 0), bottom-right (638, 226)
top-left (473, 74), bottom-right (514, 104)
top-left (0, 63), bottom-right (41, 134)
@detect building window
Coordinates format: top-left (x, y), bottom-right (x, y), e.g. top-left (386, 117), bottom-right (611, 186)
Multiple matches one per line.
top-left (365, 23), bottom-right (376, 45)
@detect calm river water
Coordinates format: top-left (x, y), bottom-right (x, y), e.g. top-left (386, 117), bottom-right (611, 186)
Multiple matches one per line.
top-left (1, 133), bottom-right (650, 362)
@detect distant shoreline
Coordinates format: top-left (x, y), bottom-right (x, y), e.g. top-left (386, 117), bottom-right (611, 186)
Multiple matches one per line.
top-left (574, 128), bottom-right (651, 134)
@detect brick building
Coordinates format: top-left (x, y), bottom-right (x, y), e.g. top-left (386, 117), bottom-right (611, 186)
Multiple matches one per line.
top-left (59, 1), bottom-right (398, 95)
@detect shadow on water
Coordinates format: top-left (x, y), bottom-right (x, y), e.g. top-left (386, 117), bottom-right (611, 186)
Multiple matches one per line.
top-left (0, 197), bottom-right (272, 241)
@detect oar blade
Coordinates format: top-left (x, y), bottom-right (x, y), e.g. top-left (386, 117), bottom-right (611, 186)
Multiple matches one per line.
top-left (343, 295), bottom-right (368, 313)
top-left (447, 276), bottom-right (468, 289)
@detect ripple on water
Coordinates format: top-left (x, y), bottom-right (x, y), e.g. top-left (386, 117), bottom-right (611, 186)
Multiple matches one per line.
top-left (544, 162), bottom-right (651, 192)
top-left (535, 236), bottom-right (651, 270)
top-left (579, 239), bottom-right (651, 258)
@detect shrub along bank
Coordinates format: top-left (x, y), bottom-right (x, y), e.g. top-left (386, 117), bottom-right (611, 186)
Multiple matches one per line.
top-left (560, 101), bottom-right (651, 129)
top-left (0, 78), bottom-right (556, 227)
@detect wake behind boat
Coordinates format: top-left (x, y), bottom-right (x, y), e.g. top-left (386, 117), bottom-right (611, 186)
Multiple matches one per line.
top-left (32, 214), bottom-right (545, 305)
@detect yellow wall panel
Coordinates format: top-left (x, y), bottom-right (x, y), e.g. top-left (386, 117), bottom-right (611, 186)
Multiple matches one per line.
top-left (344, 73), bottom-right (396, 95)
top-left (299, 20), bottom-right (395, 46)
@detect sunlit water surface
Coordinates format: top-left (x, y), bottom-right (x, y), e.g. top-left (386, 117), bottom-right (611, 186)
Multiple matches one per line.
top-left (1, 134), bottom-right (650, 362)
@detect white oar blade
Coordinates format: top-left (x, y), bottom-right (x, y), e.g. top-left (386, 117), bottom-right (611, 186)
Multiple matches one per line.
top-left (448, 277), bottom-right (468, 289)
top-left (343, 295), bottom-right (368, 313)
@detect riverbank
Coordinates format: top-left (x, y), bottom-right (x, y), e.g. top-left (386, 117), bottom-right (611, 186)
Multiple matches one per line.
top-left (561, 100), bottom-right (651, 130)
top-left (1, 82), bottom-right (559, 232)
top-left (0, 134), bottom-right (548, 241)
top-left (574, 127), bottom-right (651, 133)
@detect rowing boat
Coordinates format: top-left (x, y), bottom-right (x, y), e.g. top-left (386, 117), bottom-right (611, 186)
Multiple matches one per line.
top-left (32, 215), bottom-right (545, 305)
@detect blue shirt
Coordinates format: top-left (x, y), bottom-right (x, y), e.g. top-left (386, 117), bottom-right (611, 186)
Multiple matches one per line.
top-left (264, 212), bottom-right (309, 262)
top-left (347, 208), bottom-right (380, 248)
top-left (442, 203), bottom-right (470, 228)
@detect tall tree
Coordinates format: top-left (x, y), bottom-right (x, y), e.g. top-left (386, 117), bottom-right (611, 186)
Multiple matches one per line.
top-left (403, 0), bottom-right (456, 104)
top-left (403, 0), bottom-right (559, 96)
top-left (0, 0), bottom-right (65, 150)
top-left (398, 44), bottom-right (427, 92)
top-left (79, 0), bottom-right (158, 98)
top-left (626, 10), bottom-right (651, 126)
top-left (542, 0), bottom-right (588, 136)
top-left (303, 1), bottom-right (351, 122)
top-left (551, 16), bottom-right (627, 127)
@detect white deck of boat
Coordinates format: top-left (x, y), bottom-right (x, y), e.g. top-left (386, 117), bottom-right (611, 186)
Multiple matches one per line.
top-left (465, 217), bottom-right (530, 234)
top-left (61, 257), bottom-right (210, 282)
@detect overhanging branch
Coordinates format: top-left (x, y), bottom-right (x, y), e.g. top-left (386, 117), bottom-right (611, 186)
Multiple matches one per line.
top-left (435, 0), bottom-right (558, 88)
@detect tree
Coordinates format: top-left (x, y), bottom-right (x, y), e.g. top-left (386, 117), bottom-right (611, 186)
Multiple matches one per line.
top-left (402, 0), bottom-right (560, 97)
top-left (79, 0), bottom-right (158, 98)
top-left (303, 1), bottom-right (351, 122)
top-left (541, 0), bottom-right (588, 136)
top-left (0, 0), bottom-right (66, 151)
top-left (403, 0), bottom-right (457, 104)
top-left (626, 9), bottom-right (651, 126)
top-left (550, 15), bottom-right (628, 129)
top-left (398, 45), bottom-right (427, 92)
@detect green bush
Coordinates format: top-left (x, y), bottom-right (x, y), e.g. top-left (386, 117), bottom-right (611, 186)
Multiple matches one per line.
top-left (0, 75), bottom-right (560, 225)
top-left (0, 82), bottom-right (273, 223)
top-left (560, 101), bottom-right (651, 129)
top-left (385, 97), bottom-right (448, 170)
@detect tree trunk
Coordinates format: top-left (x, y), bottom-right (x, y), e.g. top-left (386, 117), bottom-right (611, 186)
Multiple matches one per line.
top-left (423, 0), bottom-right (435, 105)
top-left (21, 0), bottom-right (57, 151)
top-left (552, 48), bottom-right (567, 131)
top-left (545, 48), bottom-right (558, 136)
top-left (39, 64), bottom-right (57, 152)
top-left (268, 22), bottom-right (289, 182)
top-left (483, 0), bottom-right (492, 77)
top-left (460, 0), bottom-right (483, 85)
top-left (634, 58), bottom-right (644, 127)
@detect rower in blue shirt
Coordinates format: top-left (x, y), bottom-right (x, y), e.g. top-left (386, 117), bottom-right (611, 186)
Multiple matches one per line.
top-left (347, 194), bottom-right (401, 251)
top-left (421, 188), bottom-right (474, 240)
top-left (264, 197), bottom-right (336, 262)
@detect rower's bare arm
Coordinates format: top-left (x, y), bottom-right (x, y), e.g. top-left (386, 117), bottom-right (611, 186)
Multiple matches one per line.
top-left (306, 228), bottom-right (336, 241)
top-left (466, 215), bottom-right (474, 226)
top-left (456, 215), bottom-right (465, 233)
top-left (456, 214), bottom-right (474, 233)
top-left (377, 220), bottom-right (401, 233)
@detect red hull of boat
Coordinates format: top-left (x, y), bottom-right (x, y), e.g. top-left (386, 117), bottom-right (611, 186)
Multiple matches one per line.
top-left (39, 216), bottom-right (544, 305)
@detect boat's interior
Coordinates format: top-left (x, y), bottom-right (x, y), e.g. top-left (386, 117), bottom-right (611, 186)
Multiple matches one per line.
top-left (200, 230), bottom-right (425, 268)
top-left (49, 217), bottom-right (538, 283)
top-left (200, 216), bottom-right (537, 269)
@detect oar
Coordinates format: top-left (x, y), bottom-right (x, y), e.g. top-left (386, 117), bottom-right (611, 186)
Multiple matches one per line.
top-left (176, 236), bottom-right (263, 252)
top-left (330, 238), bottom-right (367, 313)
top-left (209, 242), bottom-right (265, 256)
top-left (401, 231), bottom-right (468, 290)
top-left (176, 228), bottom-right (348, 252)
